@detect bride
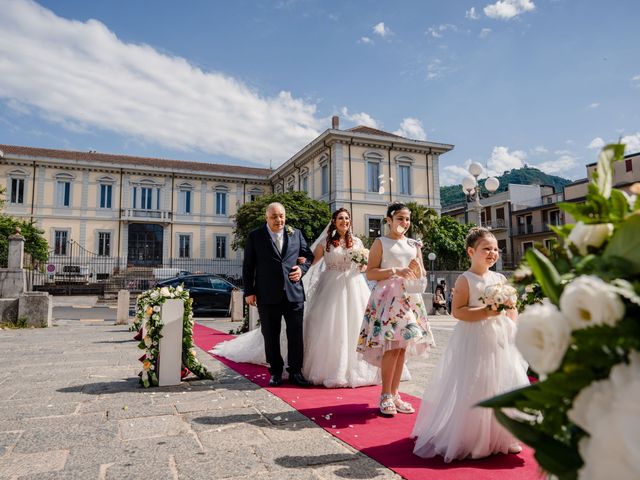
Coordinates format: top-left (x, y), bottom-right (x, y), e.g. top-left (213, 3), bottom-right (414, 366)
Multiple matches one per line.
top-left (212, 208), bottom-right (381, 388)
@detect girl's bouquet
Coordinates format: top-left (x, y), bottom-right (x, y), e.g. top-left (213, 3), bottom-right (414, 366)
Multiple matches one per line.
top-left (481, 283), bottom-right (518, 312)
top-left (349, 247), bottom-right (369, 266)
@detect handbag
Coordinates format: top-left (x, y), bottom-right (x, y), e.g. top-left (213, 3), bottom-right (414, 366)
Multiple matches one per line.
top-left (404, 276), bottom-right (428, 294)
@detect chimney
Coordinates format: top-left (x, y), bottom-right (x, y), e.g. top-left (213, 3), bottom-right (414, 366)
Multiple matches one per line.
top-left (331, 115), bottom-right (339, 130)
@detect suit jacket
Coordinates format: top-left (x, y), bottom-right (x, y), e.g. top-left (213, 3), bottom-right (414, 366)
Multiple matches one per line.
top-left (242, 225), bottom-right (314, 304)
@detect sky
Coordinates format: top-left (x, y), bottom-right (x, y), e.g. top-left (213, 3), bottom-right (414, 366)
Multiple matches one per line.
top-left (1, 0), bottom-right (639, 185)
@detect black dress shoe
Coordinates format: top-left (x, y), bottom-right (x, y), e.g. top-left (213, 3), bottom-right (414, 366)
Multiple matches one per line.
top-left (289, 372), bottom-right (312, 387)
top-left (268, 374), bottom-right (283, 387)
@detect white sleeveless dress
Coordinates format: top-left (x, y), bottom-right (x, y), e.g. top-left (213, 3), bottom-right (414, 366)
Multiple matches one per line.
top-left (412, 270), bottom-right (529, 462)
top-left (356, 236), bottom-right (434, 367)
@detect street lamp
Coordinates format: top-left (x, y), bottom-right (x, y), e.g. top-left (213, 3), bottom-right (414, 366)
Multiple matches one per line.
top-left (461, 162), bottom-right (500, 226)
top-left (427, 252), bottom-right (436, 293)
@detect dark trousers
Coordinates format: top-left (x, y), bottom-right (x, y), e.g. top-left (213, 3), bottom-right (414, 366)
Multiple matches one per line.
top-left (258, 300), bottom-right (304, 375)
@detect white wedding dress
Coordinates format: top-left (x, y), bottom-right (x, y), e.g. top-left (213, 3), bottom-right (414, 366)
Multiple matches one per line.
top-left (211, 237), bottom-right (387, 388)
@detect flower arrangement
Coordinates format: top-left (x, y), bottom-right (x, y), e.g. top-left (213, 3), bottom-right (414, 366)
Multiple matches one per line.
top-left (131, 285), bottom-right (213, 387)
top-left (285, 224), bottom-right (295, 236)
top-left (481, 283), bottom-right (518, 312)
top-left (480, 144), bottom-right (640, 480)
top-left (349, 247), bottom-right (369, 266)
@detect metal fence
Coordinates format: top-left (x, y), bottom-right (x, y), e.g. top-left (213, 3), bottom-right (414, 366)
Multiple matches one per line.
top-left (28, 239), bottom-right (244, 296)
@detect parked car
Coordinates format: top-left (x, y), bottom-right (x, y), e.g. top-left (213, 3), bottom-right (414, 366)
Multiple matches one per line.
top-left (156, 274), bottom-right (238, 316)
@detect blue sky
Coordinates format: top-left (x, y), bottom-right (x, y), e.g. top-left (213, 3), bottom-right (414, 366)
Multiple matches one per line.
top-left (1, 0), bottom-right (639, 185)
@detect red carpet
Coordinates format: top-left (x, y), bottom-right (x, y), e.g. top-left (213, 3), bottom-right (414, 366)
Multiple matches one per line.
top-left (194, 323), bottom-right (542, 480)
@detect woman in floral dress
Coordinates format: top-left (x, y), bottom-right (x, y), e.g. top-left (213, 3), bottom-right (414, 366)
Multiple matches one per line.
top-left (357, 202), bottom-right (435, 416)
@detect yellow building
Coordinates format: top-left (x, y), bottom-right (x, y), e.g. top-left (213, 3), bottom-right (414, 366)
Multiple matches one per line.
top-left (1, 117), bottom-right (453, 271)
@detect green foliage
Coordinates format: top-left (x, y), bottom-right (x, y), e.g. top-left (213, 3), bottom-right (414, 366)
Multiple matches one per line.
top-left (425, 215), bottom-right (473, 270)
top-left (481, 144), bottom-right (640, 479)
top-left (440, 166), bottom-right (573, 207)
top-left (0, 316), bottom-right (29, 329)
top-left (232, 191), bottom-right (331, 250)
top-left (0, 216), bottom-right (49, 267)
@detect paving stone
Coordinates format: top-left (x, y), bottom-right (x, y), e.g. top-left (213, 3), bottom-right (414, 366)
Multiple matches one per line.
top-left (119, 414), bottom-right (191, 441)
top-left (255, 438), bottom-right (354, 469)
top-left (0, 449), bottom-right (68, 478)
top-left (176, 445), bottom-right (266, 479)
top-left (185, 407), bottom-right (264, 432)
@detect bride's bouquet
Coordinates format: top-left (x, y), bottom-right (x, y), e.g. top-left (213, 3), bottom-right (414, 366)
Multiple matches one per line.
top-left (481, 283), bottom-right (518, 312)
top-left (349, 247), bottom-right (369, 266)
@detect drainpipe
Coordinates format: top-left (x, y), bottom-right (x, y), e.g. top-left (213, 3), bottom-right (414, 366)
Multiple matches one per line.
top-left (169, 173), bottom-right (175, 267)
top-left (30, 160), bottom-right (36, 221)
top-left (348, 137), bottom-right (354, 213)
top-left (117, 168), bottom-right (123, 262)
top-left (426, 148), bottom-right (432, 208)
top-left (388, 143), bottom-right (393, 202)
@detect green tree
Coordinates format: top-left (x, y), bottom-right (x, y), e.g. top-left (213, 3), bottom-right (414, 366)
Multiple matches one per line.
top-left (0, 217), bottom-right (49, 268)
top-left (423, 215), bottom-right (473, 271)
top-left (405, 201), bottom-right (437, 240)
top-left (232, 191), bottom-right (331, 250)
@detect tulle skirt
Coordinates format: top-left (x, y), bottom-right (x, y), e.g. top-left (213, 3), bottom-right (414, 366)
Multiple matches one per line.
top-left (412, 315), bottom-right (529, 462)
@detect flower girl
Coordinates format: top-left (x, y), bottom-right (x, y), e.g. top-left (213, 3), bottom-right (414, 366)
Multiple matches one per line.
top-left (412, 227), bottom-right (529, 461)
top-left (357, 202), bottom-right (435, 416)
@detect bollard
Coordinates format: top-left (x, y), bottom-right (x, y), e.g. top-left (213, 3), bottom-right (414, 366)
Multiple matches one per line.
top-left (230, 289), bottom-right (243, 321)
top-left (116, 290), bottom-right (130, 325)
top-left (158, 299), bottom-right (184, 386)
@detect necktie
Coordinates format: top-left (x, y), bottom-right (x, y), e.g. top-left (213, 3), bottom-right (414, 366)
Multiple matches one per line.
top-left (275, 234), bottom-right (283, 253)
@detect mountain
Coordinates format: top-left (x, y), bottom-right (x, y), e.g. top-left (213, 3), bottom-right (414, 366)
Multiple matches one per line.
top-left (440, 166), bottom-right (574, 208)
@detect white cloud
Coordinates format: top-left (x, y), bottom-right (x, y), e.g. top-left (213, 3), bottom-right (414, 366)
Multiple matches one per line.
top-left (536, 154), bottom-right (579, 175)
top-left (479, 28), bottom-right (492, 38)
top-left (340, 107), bottom-right (379, 128)
top-left (426, 59), bottom-right (453, 80)
top-left (632, 74), bottom-right (640, 87)
top-left (554, 149), bottom-right (573, 156)
top-left (466, 7), bottom-right (480, 20)
top-left (358, 36), bottom-right (373, 44)
top-left (586, 102), bottom-right (600, 109)
top-left (587, 137), bottom-right (605, 150)
top-left (441, 163), bottom-right (475, 186)
top-left (487, 146), bottom-right (527, 175)
top-left (0, 0), bottom-right (326, 167)
top-left (393, 118), bottom-right (427, 140)
top-left (621, 133), bottom-right (640, 153)
top-left (532, 145), bottom-right (548, 155)
top-left (484, 0), bottom-right (536, 20)
top-left (373, 22), bottom-right (391, 37)
top-left (427, 24), bottom-right (458, 38)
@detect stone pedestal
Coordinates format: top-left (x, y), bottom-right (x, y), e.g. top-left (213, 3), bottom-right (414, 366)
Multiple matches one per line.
top-left (0, 270), bottom-right (26, 298)
top-left (158, 299), bottom-right (184, 387)
top-left (8, 233), bottom-right (25, 269)
top-left (0, 299), bottom-right (19, 323)
top-left (230, 289), bottom-right (243, 321)
top-left (18, 292), bottom-right (52, 327)
top-left (116, 290), bottom-right (130, 325)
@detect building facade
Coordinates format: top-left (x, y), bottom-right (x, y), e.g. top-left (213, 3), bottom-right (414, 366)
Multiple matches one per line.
top-left (1, 118), bottom-right (453, 270)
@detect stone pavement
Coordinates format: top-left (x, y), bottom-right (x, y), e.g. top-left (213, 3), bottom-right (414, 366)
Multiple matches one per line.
top-left (0, 316), bottom-right (453, 479)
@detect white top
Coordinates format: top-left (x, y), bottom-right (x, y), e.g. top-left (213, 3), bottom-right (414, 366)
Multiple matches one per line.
top-left (379, 236), bottom-right (418, 269)
top-left (461, 270), bottom-right (507, 308)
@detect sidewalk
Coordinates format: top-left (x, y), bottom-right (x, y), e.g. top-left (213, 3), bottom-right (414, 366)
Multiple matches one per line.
top-left (0, 318), bottom-right (452, 479)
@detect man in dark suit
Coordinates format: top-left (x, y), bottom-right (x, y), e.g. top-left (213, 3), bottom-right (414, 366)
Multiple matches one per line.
top-left (243, 202), bottom-right (314, 387)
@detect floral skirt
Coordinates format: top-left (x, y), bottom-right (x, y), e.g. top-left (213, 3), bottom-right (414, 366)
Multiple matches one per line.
top-left (357, 277), bottom-right (435, 367)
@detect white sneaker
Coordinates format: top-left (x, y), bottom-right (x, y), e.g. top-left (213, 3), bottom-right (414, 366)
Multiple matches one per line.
top-left (508, 444), bottom-right (522, 454)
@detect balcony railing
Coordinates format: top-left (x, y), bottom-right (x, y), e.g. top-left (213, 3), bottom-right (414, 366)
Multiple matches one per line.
top-left (515, 221), bottom-right (563, 235)
top-left (121, 208), bottom-right (172, 222)
top-left (483, 219), bottom-right (508, 231)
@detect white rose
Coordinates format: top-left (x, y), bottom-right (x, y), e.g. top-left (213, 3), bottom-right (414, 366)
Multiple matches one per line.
top-left (150, 291), bottom-right (159, 299)
top-left (567, 222), bottom-right (614, 256)
top-left (515, 300), bottom-right (571, 375)
top-left (160, 287), bottom-right (171, 298)
top-left (153, 305), bottom-right (161, 312)
top-left (143, 335), bottom-right (152, 348)
top-left (560, 275), bottom-right (625, 330)
top-left (176, 285), bottom-right (183, 293)
top-left (569, 353), bottom-right (640, 480)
